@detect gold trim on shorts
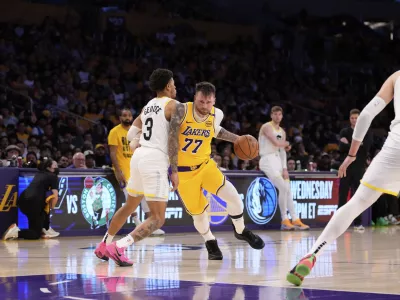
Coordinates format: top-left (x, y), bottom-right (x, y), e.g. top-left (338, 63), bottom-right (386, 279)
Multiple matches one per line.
top-left (126, 188), bottom-right (168, 199)
top-left (360, 180), bottom-right (399, 196)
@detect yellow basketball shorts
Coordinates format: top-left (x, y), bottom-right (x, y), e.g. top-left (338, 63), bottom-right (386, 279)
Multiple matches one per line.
top-left (177, 159), bottom-right (225, 215)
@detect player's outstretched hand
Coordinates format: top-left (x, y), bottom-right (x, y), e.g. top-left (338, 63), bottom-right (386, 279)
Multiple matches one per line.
top-left (338, 156), bottom-right (356, 178)
top-left (170, 171), bottom-right (179, 192)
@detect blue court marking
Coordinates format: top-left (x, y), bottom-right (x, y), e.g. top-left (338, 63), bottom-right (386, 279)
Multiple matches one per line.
top-left (0, 274), bottom-right (398, 300)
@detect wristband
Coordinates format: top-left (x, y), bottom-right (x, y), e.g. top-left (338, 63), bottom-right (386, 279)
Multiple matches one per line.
top-left (348, 154), bottom-right (356, 158)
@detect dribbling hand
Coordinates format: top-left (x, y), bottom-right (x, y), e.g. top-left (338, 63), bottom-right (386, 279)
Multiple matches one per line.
top-left (338, 156), bottom-right (356, 178)
top-left (170, 171), bottom-right (179, 192)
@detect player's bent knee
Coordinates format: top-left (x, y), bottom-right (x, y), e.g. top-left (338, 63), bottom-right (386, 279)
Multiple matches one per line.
top-left (147, 198), bottom-right (168, 227)
top-left (151, 213), bottom-right (165, 228)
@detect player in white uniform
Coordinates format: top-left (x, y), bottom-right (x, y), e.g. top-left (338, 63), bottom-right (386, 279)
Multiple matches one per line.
top-left (287, 71), bottom-right (400, 286)
top-left (258, 106), bottom-right (309, 230)
top-left (92, 69), bottom-right (183, 266)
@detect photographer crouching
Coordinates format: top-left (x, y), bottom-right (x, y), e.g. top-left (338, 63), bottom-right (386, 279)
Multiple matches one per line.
top-left (2, 158), bottom-right (60, 240)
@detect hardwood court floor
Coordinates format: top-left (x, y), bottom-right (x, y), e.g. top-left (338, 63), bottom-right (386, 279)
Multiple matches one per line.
top-left (1, 227), bottom-right (400, 299)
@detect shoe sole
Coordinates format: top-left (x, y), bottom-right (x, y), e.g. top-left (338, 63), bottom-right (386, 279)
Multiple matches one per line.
top-left (294, 226), bottom-right (310, 231)
top-left (286, 272), bottom-right (303, 286)
top-left (108, 255), bottom-right (133, 267)
top-left (296, 263), bottom-right (311, 277)
top-left (281, 227), bottom-right (295, 231)
top-left (2, 224), bottom-right (17, 241)
top-left (42, 235), bottom-right (60, 239)
top-left (95, 246), bottom-right (110, 261)
top-left (106, 246), bottom-right (133, 267)
top-left (208, 255), bottom-right (223, 260)
top-left (95, 252), bottom-right (109, 261)
top-left (286, 263), bottom-right (311, 287)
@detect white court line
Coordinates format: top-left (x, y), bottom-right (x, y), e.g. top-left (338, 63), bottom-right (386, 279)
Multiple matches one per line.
top-left (40, 288), bottom-right (51, 293)
top-left (64, 297), bottom-right (95, 300)
top-left (49, 280), bottom-right (72, 285)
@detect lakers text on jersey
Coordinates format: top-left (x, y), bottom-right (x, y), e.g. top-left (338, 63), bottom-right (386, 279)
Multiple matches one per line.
top-left (178, 102), bottom-right (215, 167)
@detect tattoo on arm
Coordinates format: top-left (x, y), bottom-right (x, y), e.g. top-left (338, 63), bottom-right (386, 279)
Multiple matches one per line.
top-left (132, 219), bottom-right (160, 242)
top-left (216, 128), bottom-right (239, 143)
top-left (168, 102), bottom-right (186, 172)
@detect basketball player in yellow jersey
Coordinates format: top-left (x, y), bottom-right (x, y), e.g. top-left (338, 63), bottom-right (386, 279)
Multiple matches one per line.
top-left (177, 82), bottom-right (265, 260)
top-left (107, 109), bottom-right (164, 236)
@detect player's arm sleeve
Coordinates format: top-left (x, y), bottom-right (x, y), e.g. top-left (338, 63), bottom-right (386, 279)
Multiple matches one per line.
top-left (352, 96), bottom-right (387, 141)
top-left (213, 108), bottom-right (224, 137)
top-left (127, 113), bottom-right (143, 142)
top-left (279, 131), bottom-right (288, 168)
top-left (127, 125), bottom-right (141, 142)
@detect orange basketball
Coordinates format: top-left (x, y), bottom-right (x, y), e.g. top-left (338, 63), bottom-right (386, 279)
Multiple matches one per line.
top-left (234, 135), bottom-right (259, 160)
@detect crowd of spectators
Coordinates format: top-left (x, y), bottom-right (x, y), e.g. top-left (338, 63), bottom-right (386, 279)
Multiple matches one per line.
top-left (0, 5), bottom-right (399, 171)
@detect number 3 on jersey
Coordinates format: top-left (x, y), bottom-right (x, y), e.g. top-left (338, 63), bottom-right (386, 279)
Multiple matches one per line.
top-left (182, 138), bottom-right (203, 153)
top-left (143, 118), bottom-right (153, 140)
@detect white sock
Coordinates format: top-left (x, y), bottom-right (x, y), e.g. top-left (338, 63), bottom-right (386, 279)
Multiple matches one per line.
top-left (231, 215), bottom-right (245, 234)
top-left (285, 180), bottom-right (298, 220)
top-left (202, 228), bottom-right (216, 242)
top-left (307, 185), bottom-right (381, 258)
top-left (192, 212), bottom-right (215, 241)
top-left (102, 233), bottom-right (114, 245)
top-left (116, 234), bottom-right (134, 248)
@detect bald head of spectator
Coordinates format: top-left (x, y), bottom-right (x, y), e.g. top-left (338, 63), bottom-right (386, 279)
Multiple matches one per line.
top-left (72, 152), bottom-right (86, 169)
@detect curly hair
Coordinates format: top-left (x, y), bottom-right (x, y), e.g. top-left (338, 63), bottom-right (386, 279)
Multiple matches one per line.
top-left (149, 68), bottom-right (173, 92)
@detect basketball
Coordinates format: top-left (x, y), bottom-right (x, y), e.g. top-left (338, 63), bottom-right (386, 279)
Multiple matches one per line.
top-left (234, 135), bottom-right (259, 160)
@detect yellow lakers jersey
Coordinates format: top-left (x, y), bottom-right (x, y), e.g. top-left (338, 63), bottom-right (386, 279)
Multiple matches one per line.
top-left (178, 102), bottom-right (215, 166)
top-left (108, 124), bottom-right (132, 180)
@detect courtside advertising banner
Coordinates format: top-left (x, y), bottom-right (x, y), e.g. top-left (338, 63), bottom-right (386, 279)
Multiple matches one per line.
top-left (15, 169), bottom-right (339, 234)
top-left (18, 172), bottom-right (124, 232)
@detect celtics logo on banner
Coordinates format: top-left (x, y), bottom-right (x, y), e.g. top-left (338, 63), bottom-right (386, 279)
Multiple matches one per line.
top-left (81, 177), bottom-right (117, 229)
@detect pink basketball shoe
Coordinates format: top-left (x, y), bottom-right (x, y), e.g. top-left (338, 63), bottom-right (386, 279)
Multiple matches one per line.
top-left (106, 242), bottom-right (133, 267)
